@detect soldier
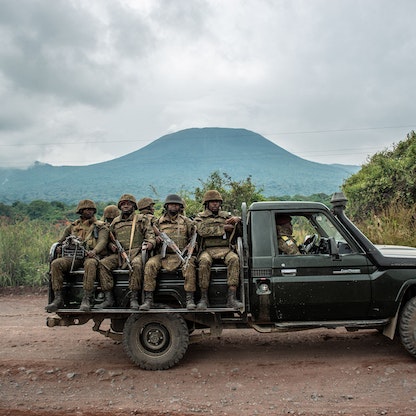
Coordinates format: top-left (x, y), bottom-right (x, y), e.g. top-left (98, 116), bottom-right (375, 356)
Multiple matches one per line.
top-left (276, 215), bottom-right (301, 255)
top-left (45, 199), bottom-right (110, 313)
top-left (98, 194), bottom-right (155, 309)
top-left (102, 204), bottom-right (120, 224)
top-left (140, 194), bottom-right (197, 311)
top-left (137, 197), bottom-right (155, 216)
top-left (194, 190), bottom-right (244, 310)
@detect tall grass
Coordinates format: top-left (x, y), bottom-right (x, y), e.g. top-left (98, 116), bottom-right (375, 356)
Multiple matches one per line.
top-left (355, 205), bottom-right (416, 247)
top-left (0, 220), bottom-right (62, 287)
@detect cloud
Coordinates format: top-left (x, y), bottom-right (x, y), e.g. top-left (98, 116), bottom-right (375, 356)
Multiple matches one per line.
top-left (0, 0), bottom-right (415, 169)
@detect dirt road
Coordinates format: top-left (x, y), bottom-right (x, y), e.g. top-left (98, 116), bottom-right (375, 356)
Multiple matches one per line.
top-left (1, 288), bottom-right (416, 416)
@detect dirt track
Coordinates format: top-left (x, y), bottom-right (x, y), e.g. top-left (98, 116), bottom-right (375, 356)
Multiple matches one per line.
top-left (1, 288), bottom-right (416, 416)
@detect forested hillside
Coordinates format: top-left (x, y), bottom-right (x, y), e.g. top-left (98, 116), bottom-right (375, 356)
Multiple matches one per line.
top-left (0, 128), bottom-right (358, 203)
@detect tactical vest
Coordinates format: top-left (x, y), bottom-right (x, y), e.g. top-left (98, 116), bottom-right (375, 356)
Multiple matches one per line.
top-left (71, 219), bottom-right (99, 250)
top-left (112, 214), bottom-right (145, 249)
top-left (157, 215), bottom-right (190, 251)
top-left (196, 211), bottom-right (230, 248)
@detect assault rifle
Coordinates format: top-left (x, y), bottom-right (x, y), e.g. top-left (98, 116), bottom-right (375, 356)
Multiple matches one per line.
top-left (109, 231), bottom-right (133, 272)
top-left (153, 226), bottom-right (185, 263)
top-left (181, 230), bottom-right (197, 271)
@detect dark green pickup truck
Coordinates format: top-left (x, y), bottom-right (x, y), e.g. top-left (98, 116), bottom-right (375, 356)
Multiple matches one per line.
top-left (46, 192), bottom-right (416, 370)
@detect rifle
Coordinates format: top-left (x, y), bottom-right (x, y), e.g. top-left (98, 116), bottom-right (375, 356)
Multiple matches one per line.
top-left (153, 226), bottom-right (185, 263)
top-left (182, 230), bottom-right (197, 270)
top-left (109, 231), bottom-right (133, 272)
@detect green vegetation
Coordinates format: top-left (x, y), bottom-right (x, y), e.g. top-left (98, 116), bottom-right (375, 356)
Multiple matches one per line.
top-left (343, 131), bottom-right (416, 220)
top-left (3, 134), bottom-right (416, 289)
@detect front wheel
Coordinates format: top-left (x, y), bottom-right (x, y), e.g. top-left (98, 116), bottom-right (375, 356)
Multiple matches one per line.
top-left (122, 312), bottom-right (189, 370)
top-left (399, 297), bottom-right (416, 358)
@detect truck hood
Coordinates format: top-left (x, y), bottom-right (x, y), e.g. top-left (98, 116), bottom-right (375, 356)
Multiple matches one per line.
top-left (375, 244), bottom-right (416, 258)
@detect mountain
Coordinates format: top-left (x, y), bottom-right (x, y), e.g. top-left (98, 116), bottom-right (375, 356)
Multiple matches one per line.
top-left (0, 128), bottom-right (360, 203)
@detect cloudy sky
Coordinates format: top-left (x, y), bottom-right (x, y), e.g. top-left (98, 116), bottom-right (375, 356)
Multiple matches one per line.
top-left (1, 0), bottom-right (415, 169)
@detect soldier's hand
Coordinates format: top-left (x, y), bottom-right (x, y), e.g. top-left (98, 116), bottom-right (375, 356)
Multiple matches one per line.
top-left (109, 243), bottom-right (117, 253)
top-left (86, 250), bottom-right (96, 258)
top-left (226, 216), bottom-right (241, 225)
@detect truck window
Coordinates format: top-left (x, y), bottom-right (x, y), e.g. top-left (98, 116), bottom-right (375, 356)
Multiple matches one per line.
top-left (274, 213), bottom-right (356, 255)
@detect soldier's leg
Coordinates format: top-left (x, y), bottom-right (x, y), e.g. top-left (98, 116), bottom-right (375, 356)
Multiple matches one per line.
top-left (224, 251), bottom-right (243, 309)
top-left (182, 256), bottom-right (196, 310)
top-left (140, 255), bottom-right (162, 311)
top-left (95, 254), bottom-right (118, 310)
top-left (129, 255), bottom-right (144, 309)
top-left (46, 257), bottom-right (79, 312)
top-left (80, 257), bottom-right (98, 311)
top-left (197, 251), bottom-right (212, 309)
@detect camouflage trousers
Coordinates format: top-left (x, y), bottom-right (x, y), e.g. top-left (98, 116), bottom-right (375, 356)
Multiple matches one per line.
top-left (99, 250), bottom-right (143, 291)
top-left (50, 257), bottom-right (107, 291)
top-left (143, 254), bottom-right (196, 292)
top-left (198, 247), bottom-right (240, 290)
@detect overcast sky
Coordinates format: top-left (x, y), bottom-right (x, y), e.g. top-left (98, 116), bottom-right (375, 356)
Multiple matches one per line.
top-left (1, 0), bottom-right (415, 169)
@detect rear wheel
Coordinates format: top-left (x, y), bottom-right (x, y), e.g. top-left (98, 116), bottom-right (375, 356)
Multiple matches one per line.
top-left (399, 297), bottom-right (416, 358)
top-left (122, 312), bottom-right (189, 370)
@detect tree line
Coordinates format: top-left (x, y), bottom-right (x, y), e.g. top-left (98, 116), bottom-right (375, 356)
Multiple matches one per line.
top-left (1, 129), bottom-right (416, 287)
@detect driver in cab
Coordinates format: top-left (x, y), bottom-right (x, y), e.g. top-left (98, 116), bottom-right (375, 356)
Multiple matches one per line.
top-left (276, 214), bottom-right (301, 255)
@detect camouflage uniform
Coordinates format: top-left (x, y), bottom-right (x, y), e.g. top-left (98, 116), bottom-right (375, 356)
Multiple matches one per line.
top-left (194, 190), bottom-right (243, 310)
top-left (99, 212), bottom-right (156, 292)
top-left (141, 194), bottom-right (197, 310)
top-left (276, 215), bottom-right (301, 255)
top-left (143, 213), bottom-right (196, 291)
top-left (46, 199), bottom-right (109, 313)
top-left (195, 209), bottom-right (241, 289)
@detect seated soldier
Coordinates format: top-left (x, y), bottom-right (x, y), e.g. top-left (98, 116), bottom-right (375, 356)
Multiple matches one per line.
top-left (276, 215), bottom-right (301, 255)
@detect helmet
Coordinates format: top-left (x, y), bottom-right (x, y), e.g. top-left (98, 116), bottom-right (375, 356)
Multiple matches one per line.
top-left (103, 204), bottom-right (120, 220)
top-left (118, 194), bottom-right (137, 209)
top-left (203, 190), bottom-right (223, 204)
top-left (76, 199), bottom-right (97, 214)
top-left (164, 194), bottom-right (184, 207)
top-left (137, 197), bottom-right (155, 211)
top-left (276, 215), bottom-right (292, 225)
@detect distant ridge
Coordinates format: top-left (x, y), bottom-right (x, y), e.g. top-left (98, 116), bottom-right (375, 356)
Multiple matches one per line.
top-left (0, 128), bottom-right (359, 203)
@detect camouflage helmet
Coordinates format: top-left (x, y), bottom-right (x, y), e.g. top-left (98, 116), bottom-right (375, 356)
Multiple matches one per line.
top-left (164, 194), bottom-right (184, 207)
top-left (137, 197), bottom-right (155, 211)
top-left (103, 204), bottom-right (120, 220)
top-left (76, 199), bottom-right (97, 214)
top-left (118, 193), bottom-right (137, 209)
top-left (203, 190), bottom-right (223, 204)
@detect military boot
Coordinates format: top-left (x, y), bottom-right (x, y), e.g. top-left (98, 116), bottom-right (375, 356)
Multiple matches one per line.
top-left (139, 291), bottom-right (153, 311)
top-left (45, 290), bottom-right (64, 313)
top-left (80, 290), bottom-right (94, 311)
top-left (226, 286), bottom-right (244, 310)
top-left (186, 292), bottom-right (196, 310)
top-left (96, 291), bottom-right (114, 309)
top-left (130, 290), bottom-right (139, 310)
top-left (196, 290), bottom-right (209, 310)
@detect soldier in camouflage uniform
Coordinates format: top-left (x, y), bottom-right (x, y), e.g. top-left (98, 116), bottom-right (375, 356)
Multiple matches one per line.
top-left (140, 194), bottom-right (197, 311)
top-left (276, 215), bottom-right (301, 255)
top-left (45, 199), bottom-right (110, 313)
top-left (102, 204), bottom-right (120, 224)
top-left (98, 194), bottom-right (155, 309)
top-left (137, 197), bottom-right (155, 217)
top-left (194, 190), bottom-right (244, 310)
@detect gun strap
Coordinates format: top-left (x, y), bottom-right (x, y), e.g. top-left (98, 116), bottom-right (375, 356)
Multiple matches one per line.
top-left (128, 214), bottom-right (138, 257)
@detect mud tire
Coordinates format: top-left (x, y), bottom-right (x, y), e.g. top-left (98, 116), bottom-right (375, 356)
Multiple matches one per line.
top-left (399, 297), bottom-right (416, 358)
top-left (122, 312), bottom-right (189, 370)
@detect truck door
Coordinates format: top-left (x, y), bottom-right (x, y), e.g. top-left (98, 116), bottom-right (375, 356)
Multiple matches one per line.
top-left (269, 212), bottom-right (373, 321)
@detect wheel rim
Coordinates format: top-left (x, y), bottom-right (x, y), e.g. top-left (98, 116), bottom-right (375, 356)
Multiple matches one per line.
top-left (139, 323), bottom-right (171, 354)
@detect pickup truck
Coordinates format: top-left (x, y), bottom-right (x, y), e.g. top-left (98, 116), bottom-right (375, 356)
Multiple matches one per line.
top-left (46, 192), bottom-right (416, 370)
